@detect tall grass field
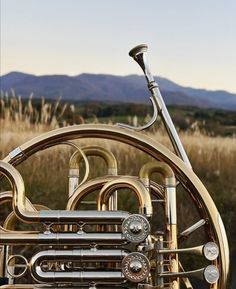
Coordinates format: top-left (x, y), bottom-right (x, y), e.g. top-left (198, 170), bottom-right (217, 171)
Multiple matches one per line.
top-left (0, 95), bottom-right (236, 270)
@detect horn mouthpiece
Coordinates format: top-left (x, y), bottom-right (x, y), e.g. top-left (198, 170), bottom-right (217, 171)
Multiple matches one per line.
top-left (129, 44), bottom-right (148, 58)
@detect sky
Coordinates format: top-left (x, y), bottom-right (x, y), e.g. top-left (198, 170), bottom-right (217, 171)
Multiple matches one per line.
top-left (1, 0), bottom-right (236, 93)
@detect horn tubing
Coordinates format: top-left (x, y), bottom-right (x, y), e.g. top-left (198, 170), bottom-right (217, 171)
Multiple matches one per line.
top-left (0, 193), bottom-right (39, 282)
top-left (97, 176), bottom-right (153, 218)
top-left (1, 204), bottom-right (49, 284)
top-left (138, 161), bottom-right (178, 285)
top-left (69, 145), bottom-right (118, 209)
top-left (66, 175), bottom-right (164, 213)
top-left (0, 231), bottom-right (126, 246)
top-left (66, 175), bottom-right (116, 210)
top-left (31, 268), bottom-right (125, 284)
top-left (70, 145), bottom-right (117, 174)
top-left (1, 124), bottom-right (229, 287)
top-left (129, 44), bottom-right (192, 169)
top-left (0, 160), bottom-right (129, 224)
top-left (139, 161), bottom-right (175, 187)
top-left (30, 249), bottom-right (128, 264)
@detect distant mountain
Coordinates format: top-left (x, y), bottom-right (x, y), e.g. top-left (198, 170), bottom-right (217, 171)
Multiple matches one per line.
top-left (1, 71), bottom-right (236, 110)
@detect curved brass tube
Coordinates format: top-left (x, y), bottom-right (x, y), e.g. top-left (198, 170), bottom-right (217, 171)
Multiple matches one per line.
top-left (67, 146), bottom-right (89, 194)
top-left (0, 191), bottom-right (14, 205)
top-left (44, 141), bottom-right (90, 197)
top-left (139, 161), bottom-right (175, 187)
top-left (70, 145), bottom-right (117, 175)
top-left (2, 204), bottom-right (50, 284)
top-left (0, 199), bottom-right (129, 247)
top-left (69, 145), bottom-right (118, 209)
top-left (0, 162), bottom-right (40, 223)
top-left (139, 161), bottom-right (176, 224)
top-left (29, 248), bottom-right (128, 271)
top-left (67, 175), bottom-right (117, 211)
top-left (0, 161), bottom-right (128, 224)
top-left (0, 190), bottom-right (49, 241)
top-left (0, 43), bottom-right (229, 288)
top-left (0, 191), bottom-right (48, 234)
top-left (0, 191), bottom-right (37, 213)
top-left (139, 161), bottom-right (178, 285)
top-left (1, 124), bottom-right (230, 288)
top-left (66, 175), bottom-right (164, 212)
top-left (1, 198), bottom-right (49, 232)
top-left (31, 268), bottom-right (124, 284)
top-left (29, 249), bottom-right (127, 285)
top-left (97, 176), bottom-right (153, 218)
top-left (3, 205), bottom-right (50, 232)
top-left (128, 44), bottom-right (191, 168)
top-left (0, 191), bottom-right (42, 279)
top-left (117, 97), bottom-right (158, 131)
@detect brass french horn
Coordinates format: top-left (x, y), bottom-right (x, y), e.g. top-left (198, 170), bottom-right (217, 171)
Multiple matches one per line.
top-left (0, 44), bottom-right (230, 289)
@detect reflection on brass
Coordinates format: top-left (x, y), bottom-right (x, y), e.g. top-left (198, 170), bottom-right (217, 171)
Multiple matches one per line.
top-left (0, 44), bottom-right (229, 289)
top-left (69, 145), bottom-right (118, 209)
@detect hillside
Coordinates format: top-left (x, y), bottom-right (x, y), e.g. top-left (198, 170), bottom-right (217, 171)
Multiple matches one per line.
top-left (1, 72), bottom-right (236, 110)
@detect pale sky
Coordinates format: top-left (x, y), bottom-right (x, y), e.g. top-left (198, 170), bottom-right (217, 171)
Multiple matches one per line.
top-left (1, 0), bottom-right (236, 93)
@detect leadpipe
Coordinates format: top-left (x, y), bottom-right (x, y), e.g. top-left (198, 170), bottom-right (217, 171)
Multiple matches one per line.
top-left (129, 44), bottom-right (192, 169)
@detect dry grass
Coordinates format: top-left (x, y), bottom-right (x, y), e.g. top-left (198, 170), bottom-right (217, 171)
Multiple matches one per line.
top-left (1, 117), bottom-right (235, 207)
top-left (0, 96), bottom-right (236, 251)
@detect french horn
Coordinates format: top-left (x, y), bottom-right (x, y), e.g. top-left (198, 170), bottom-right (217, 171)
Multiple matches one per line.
top-left (0, 44), bottom-right (230, 289)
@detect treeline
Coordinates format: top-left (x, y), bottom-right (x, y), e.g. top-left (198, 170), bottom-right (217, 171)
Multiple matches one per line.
top-left (1, 97), bottom-right (235, 137)
top-left (64, 101), bottom-right (236, 137)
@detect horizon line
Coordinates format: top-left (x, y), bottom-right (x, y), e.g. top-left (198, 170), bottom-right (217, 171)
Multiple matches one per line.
top-left (1, 70), bottom-right (236, 95)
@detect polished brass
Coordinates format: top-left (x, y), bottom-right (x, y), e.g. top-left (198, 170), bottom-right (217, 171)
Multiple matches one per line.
top-left (0, 161), bottom-right (130, 225)
top-left (97, 176), bottom-right (153, 217)
top-left (1, 200), bottom-right (49, 285)
top-left (130, 45), bottom-right (192, 169)
top-left (69, 146), bottom-right (117, 208)
top-left (0, 44), bottom-right (229, 289)
top-left (139, 161), bottom-right (179, 287)
top-left (0, 124), bottom-right (229, 288)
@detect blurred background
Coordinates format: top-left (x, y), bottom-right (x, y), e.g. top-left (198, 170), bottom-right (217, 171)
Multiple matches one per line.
top-left (1, 0), bottom-right (236, 287)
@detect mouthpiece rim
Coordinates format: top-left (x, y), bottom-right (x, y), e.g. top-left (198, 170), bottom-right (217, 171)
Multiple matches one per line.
top-left (129, 44), bottom-right (148, 58)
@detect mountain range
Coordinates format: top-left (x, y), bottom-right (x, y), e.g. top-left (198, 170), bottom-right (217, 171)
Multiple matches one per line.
top-left (1, 71), bottom-right (236, 110)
